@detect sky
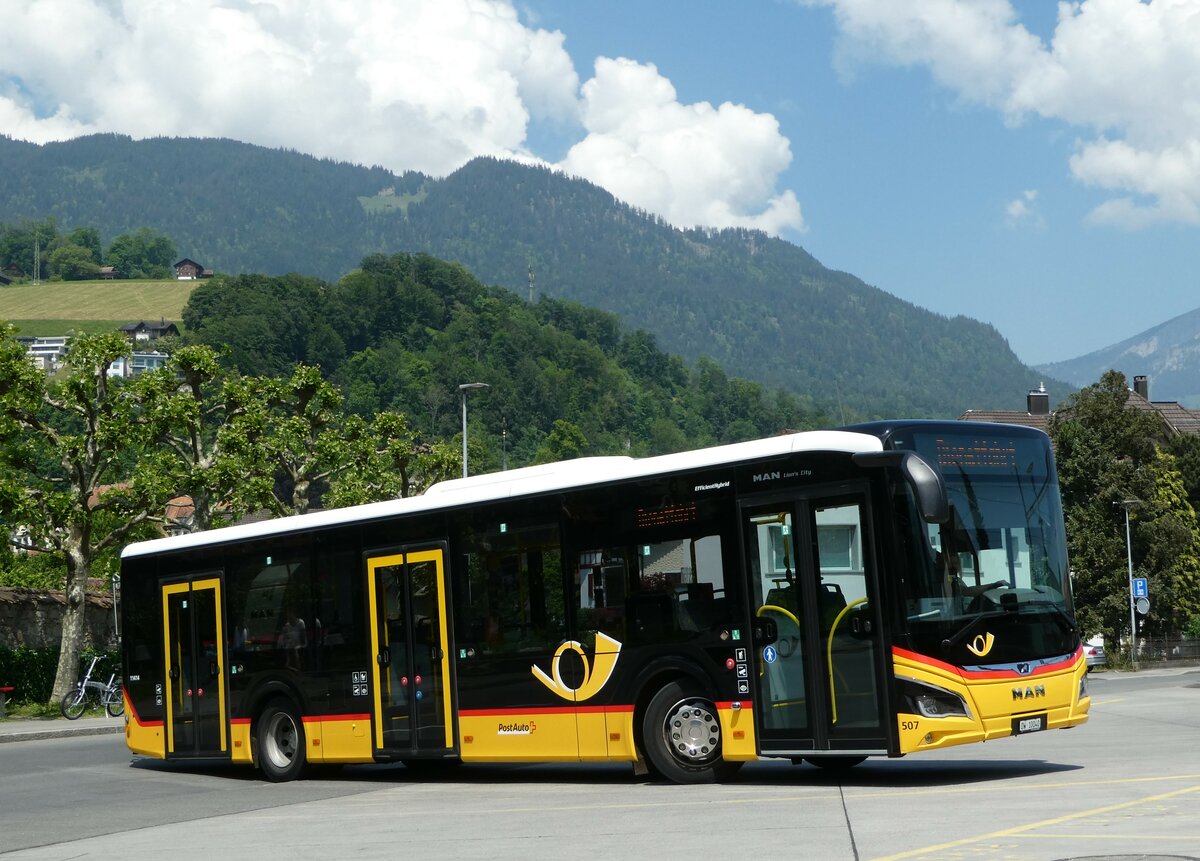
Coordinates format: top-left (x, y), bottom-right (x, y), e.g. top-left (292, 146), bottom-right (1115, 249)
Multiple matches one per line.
top-left (2, 0), bottom-right (1198, 366)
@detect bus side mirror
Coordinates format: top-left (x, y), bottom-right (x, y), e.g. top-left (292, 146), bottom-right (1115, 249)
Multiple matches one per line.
top-left (853, 450), bottom-right (949, 524)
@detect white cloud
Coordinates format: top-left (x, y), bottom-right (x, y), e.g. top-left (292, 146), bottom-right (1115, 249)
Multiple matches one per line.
top-left (1005, 189), bottom-right (1041, 225)
top-left (0, 0), bottom-right (805, 238)
top-left (801, 0), bottom-right (1200, 230)
top-left (559, 58), bottom-right (805, 235)
top-left (0, 0), bottom-right (579, 176)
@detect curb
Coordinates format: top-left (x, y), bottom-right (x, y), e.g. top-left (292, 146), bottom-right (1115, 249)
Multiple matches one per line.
top-left (0, 722), bottom-right (124, 744)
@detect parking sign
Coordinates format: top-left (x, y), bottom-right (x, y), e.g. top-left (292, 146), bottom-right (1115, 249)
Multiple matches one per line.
top-left (1133, 578), bottom-right (1148, 598)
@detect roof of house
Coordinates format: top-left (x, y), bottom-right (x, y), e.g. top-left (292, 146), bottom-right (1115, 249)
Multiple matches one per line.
top-left (119, 320), bottom-right (179, 335)
top-left (958, 409), bottom-right (1049, 432)
top-left (961, 381), bottom-right (1200, 437)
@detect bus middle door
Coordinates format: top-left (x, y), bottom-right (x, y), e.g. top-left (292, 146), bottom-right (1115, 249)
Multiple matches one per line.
top-left (366, 545), bottom-right (456, 760)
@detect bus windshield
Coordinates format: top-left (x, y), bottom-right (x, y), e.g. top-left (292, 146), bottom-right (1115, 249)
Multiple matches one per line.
top-left (895, 430), bottom-right (1076, 664)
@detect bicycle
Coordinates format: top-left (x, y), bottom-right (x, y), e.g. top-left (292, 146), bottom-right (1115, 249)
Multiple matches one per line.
top-left (60, 655), bottom-right (125, 719)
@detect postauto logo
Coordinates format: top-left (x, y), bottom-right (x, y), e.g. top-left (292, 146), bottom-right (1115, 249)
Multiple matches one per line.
top-left (531, 633), bottom-right (622, 702)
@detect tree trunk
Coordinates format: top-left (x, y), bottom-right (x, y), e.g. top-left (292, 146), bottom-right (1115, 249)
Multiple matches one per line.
top-left (50, 542), bottom-right (90, 703)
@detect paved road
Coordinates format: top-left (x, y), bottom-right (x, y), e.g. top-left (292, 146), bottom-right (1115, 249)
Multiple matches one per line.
top-left (1, 669), bottom-right (1198, 860)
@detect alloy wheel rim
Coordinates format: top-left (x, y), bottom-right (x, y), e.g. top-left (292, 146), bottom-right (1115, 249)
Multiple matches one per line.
top-left (663, 698), bottom-right (720, 765)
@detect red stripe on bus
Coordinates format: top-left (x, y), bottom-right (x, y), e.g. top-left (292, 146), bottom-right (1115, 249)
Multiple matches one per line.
top-left (460, 705), bottom-right (634, 717)
top-left (893, 645), bottom-right (1082, 679)
top-left (125, 695), bottom-right (164, 728)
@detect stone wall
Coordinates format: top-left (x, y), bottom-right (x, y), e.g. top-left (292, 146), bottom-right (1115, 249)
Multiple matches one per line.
top-left (0, 587), bottom-right (118, 650)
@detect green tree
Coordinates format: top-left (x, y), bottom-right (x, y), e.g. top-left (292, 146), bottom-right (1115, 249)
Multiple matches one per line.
top-left (1048, 370), bottom-right (1182, 658)
top-left (324, 411), bottom-right (458, 507)
top-left (135, 345), bottom-right (277, 531)
top-left (66, 227), bottom-right (102, 264)
top-left (262, 364), bottom-right (354, 515)
top-left (106, 227), bottom-right (176, 279)
top-left (534, 419), bottom-right (588, 464)
top-left (0, 217), bottom-right (58, 279)
top-left (0, 325), bottom-right (172, 702)
top-left (48, 243), bottom-right (101, 280)
top-left (1139, 448), bottom-right (1200, 633)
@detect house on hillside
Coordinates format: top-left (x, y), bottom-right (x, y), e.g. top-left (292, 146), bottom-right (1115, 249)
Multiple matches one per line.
top-left (960, 376), bottom-right (1200, 438)
top-left (119, 320), bottom-right (180, 343)
top-left (2, 263), bottom-right (23, 281)
top-left (23, 336), bottom-right (70, 373)
top-left (173, 258), bottom-right (213, 280)
top-left (98, 266), bottom-right (119, 280)
top-left (108, 351), bottom-right (169, 379)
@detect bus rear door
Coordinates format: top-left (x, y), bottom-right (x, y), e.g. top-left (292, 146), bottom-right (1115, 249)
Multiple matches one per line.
top-left (160, 575), bottom-right (228, 759)
top-left (366, 545), bottom-right (457, 760)
top-left (743, 488), bottom-right (890, 759)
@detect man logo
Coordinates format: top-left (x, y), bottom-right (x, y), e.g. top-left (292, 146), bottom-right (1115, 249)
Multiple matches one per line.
top-left (1012, 685), bottom-right (1046, 700)
top-left (753, 471), bottom-right (781, 483)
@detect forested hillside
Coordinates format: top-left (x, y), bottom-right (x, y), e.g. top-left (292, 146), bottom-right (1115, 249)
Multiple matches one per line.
top-left (0, 134), bottom-right (1071, 418)
top-left (179, 252), bottom-right (832, 467)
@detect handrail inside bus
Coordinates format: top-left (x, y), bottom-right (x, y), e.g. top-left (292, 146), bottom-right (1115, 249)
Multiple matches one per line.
top-left (756, 603), bottom-right (800, 627)
top-left (826, 597), bottom-right (868, 725)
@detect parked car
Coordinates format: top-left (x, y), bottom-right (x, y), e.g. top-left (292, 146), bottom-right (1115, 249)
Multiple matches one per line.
top-left (1083, 636), bottom-right (1106, 670)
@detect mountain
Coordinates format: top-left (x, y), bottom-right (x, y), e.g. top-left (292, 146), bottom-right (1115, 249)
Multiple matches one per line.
top-left (1039, 307), bottom-right (1200, 407)
top-left (0, 133), bottom-right (1069, 418)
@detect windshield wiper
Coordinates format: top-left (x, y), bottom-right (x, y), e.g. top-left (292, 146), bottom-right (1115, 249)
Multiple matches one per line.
top-left (940, 610), bottom-right (1008, 651)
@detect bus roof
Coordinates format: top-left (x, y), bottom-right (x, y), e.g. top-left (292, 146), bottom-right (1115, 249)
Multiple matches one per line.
top-left (121, 429), bottom-right (883, 560)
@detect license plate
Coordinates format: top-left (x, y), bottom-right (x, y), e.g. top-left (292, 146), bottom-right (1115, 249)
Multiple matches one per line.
top-left (1013, 714), bottom-right (1046, 735)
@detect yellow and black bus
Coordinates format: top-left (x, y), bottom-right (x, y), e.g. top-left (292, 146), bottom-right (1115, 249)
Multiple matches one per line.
top-left (119, 420), bottom-right (1089, 783)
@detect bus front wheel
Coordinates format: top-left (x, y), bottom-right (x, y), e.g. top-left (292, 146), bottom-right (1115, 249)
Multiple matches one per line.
top-left (256, 700), bottom-right (307, 782)
top-left (641, 681), bottom-right (741, 784)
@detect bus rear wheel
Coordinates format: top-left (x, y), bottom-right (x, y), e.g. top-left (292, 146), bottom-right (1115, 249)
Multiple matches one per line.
top-left (256, 700), bottom-right (307, 782)
top-left (642, 681), bottom-right (741, 784)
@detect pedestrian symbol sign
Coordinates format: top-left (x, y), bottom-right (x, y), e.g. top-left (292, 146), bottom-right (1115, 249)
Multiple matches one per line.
top-left (1133, 578), bottom-right (1148, 598)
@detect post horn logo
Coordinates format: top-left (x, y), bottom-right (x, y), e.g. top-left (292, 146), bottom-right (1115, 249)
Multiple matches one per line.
top-left (965, 632), bottom-right (995, 658)
top-left (532, 632), bottom-right (622, 701)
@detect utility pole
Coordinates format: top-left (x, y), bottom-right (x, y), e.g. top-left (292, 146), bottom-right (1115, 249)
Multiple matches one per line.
top-left (528, 263), bottom-right (535, 304)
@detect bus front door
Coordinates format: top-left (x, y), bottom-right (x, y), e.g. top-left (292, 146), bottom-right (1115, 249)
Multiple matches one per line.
top-left (161, 576), bottom-right (228, 758)
top-left (366, 546), bottom-right (456, 759)
top-left (743, 491), bottom-right (889, 758)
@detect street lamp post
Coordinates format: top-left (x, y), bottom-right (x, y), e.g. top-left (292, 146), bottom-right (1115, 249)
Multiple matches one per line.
top-left (1115, 499), bottom-right (1140, 670)
top-left (459, 382), bottom-right (489, 478)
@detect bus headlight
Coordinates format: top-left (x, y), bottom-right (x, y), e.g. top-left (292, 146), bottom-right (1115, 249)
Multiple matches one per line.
top-left (1078, 673), bottom-right (1089, 702)
top-left (899, 677), bottom-right (972, 720)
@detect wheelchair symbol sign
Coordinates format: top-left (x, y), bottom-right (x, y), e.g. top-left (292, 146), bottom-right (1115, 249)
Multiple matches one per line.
top-left (763, 645), bottom-right (778, 664)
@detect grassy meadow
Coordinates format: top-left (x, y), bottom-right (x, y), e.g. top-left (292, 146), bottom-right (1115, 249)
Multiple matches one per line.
top-left (0, 279), bottom-right (194, 337)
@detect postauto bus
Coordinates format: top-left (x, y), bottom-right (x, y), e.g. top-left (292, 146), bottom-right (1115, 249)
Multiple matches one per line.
top-left (118, 420), bottom-right (1088, 782)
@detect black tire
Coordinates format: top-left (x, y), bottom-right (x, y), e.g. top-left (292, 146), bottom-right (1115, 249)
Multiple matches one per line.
top-left (805, 755), bottom-right (867, 770)
top-left (60, 688), bottom-right (87, 720)
top-left (255, 700), bottom-right (307, 782)
top-left (105, 691), bottom-right (125, 718)
top-left (640, 680), bottom-right (741, 784)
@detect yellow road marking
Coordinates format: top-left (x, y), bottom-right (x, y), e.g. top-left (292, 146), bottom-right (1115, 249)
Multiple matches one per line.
top-left (869, 784), bottom-right (1200, 861)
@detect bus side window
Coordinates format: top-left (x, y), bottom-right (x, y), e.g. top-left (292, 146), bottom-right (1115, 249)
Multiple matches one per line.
top-left (456, 520), bottom-right (565, 656)
top-left (576, 549), bottom-right (630, 644)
